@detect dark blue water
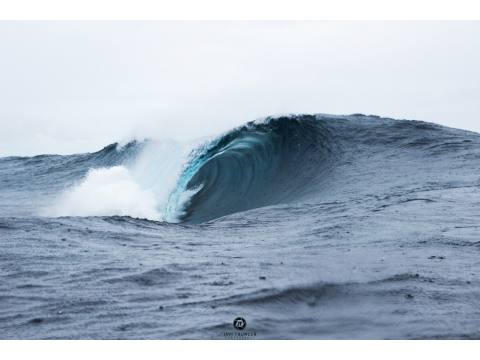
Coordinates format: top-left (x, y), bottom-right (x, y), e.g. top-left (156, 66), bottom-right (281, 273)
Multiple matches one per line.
top-left (2, 114), bottom-right (480, 339)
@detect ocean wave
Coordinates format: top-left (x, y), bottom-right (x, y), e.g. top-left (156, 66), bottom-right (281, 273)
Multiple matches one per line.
top-left (2, 113), bottom-right (478, 223)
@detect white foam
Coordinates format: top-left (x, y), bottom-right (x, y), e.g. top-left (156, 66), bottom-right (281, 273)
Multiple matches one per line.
top-left (46, 166), bottom-right (161, 220)
top-left (46, 138), bottom-right (205, 222)
top-left (129, 139), bottom-right (189, 218)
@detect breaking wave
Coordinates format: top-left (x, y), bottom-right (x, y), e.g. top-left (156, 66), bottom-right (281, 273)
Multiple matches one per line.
top-left (164, 115), bottom-right (335, 223)
top-left (14, 113), bottom-right (474, 223)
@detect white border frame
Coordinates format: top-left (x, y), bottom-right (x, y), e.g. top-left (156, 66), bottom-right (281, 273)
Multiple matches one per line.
top-left (0, 0), bottom-right (479, 20)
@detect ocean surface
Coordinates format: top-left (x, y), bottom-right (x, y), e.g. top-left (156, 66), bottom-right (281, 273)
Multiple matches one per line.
top-left (1, 114), bottom-right (480, 339)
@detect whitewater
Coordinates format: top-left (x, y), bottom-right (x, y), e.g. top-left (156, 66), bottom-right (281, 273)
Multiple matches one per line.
top-left (1, 114), bottom-right (480, 339)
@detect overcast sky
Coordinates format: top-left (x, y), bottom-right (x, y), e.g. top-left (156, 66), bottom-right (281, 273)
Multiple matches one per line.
top-left (0, 21), bottom-right (479, 156)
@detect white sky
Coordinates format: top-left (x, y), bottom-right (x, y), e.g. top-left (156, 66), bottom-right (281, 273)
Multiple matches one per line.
top-left (0, 21), bottom-right (479, 156)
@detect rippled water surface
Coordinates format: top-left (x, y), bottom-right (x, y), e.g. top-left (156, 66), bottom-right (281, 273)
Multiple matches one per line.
top-left (2, 115), bottom-right (480, 339)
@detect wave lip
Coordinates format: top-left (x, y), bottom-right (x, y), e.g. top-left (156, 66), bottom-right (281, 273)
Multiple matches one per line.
top-left (165, 115), bottom-right (335, 223)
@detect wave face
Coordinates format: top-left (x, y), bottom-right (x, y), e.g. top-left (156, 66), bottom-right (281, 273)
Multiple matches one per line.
top-left (165, 116), bottom-right (335, 223)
